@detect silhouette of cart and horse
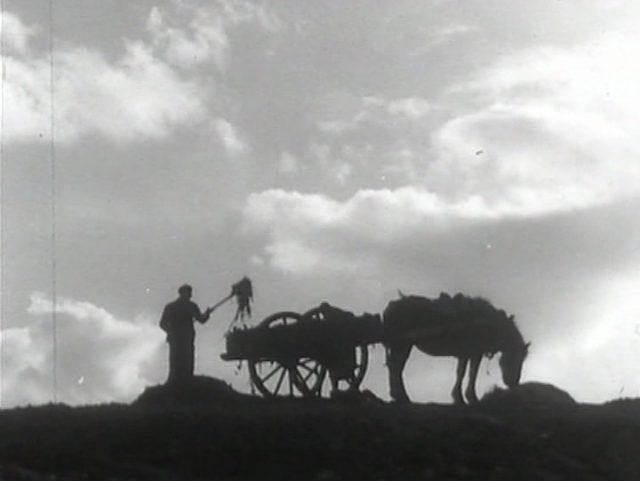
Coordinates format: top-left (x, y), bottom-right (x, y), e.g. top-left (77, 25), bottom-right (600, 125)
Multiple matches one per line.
top-left (221, 292), bottom-right (529, 404)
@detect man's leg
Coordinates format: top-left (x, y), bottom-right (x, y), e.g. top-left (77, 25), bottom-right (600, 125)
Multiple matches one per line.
top-left (168, 341), bottom-right (179, 385)
top-left (186, 341), bottom-right (195, 379)
top-left (169, 339), bottom-right (194, 385)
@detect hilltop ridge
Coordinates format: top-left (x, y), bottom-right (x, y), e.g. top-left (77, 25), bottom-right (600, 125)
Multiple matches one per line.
top-left (0, 377), bottom-right (638, 481)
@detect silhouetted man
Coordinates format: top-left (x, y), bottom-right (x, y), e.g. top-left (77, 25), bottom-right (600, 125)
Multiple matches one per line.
top-left (160, 284), bottom-right (213, 385)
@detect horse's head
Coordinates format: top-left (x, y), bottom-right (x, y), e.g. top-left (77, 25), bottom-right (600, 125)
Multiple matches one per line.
top-left (499, 339), bottom-right (530, 388)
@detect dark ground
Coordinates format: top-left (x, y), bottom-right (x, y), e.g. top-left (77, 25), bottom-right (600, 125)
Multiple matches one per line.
top-left (0, 377), bottom-right (638, 481)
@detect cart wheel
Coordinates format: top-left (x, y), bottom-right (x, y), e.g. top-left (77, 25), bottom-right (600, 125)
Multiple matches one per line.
top-left (302, 307), bottom-right (369, 392)
top-left (248, 311), bottom-right (327, 398)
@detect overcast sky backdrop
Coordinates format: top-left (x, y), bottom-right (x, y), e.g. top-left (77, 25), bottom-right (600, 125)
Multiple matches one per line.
top-left (2, 0), bottom-right (640, 407)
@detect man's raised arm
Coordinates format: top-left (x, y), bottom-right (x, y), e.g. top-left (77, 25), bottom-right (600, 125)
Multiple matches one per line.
top-left (193, 303), bottom-right (214, 324)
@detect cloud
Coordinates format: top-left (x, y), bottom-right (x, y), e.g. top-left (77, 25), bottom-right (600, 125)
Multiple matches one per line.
top-left (1, 13), bottom-right (206, 144)
top-left (317, 94), bottom-right (432, 134)
top-left (241, 185), bottom-right (640, 331)
top-left (357, 96), bottom-right (431, 122)
top-left (374, 7), bottom-right (477, 59)
top-left (279, 151), bottom-right (299, 174)
top-left (310, 28), bottom-right (640, 216)
top-left (429, 23), bottom-right (475, 44)
top-left (148, 4), bottom-right (228, 69)
top-left (0, 293), bottom-right (166, 406)
top-left (386, 97), bottom-right (431, 119)
top-left (0, 11), bottom-right (38, 54)
top-left (212, 117), bottom-right (248, 155)
top-left (147, 0), bottom-right (281, 70)
top-left (526, 269), bottom-right (640, 402)
top-left (311, 94), bottom-right (432, 185)
top-left (0, 326), bottom-right (51, 406)
top-left (429, 31), bottom-right (640, 214)
top-left (411, 23), bottom-right (476, 54)
top-left (0, 2), bottom-right (284, 144)
top-left (243, 187), bottom-right (513, 275)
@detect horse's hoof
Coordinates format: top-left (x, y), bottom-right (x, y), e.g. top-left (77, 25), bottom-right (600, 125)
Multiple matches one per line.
top-left (465, 392), bottom-right (479, 404)
top-left (452, 391), bottom-right (465, 405)
top-left (391, 395), bottom-right (411, 404)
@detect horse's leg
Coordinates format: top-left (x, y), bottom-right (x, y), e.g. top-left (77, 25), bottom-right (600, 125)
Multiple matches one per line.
top-left (329, 371), bottom-right (339, 397)
top-left (387, 344), bottom-right (412, 403)
top-left (464, 354), bottom-right (482, 404)
top-left (451, 357), bottom-right (468, 405)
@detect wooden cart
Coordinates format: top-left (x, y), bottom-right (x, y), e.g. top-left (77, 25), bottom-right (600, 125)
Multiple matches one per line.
top-left (221, 305), bottom-right (383, 398)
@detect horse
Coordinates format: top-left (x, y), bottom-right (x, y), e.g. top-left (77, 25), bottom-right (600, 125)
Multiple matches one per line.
top-left (383, 292), bottom-right (529, 404)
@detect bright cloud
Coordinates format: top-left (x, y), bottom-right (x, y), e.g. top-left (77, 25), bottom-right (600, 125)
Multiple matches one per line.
top-left (429, 31), bottom-right (640, 213)
top-left (243, 187), bottom-right (508, 274)
top-left (148, 4), bottom-right (228, 69)
top-left (527, 269), bottom-right (640, 402)
top-left (311, 93), bottom-right (432, 185)
top-left (147, 0), bottom-right (281, 70)
top-left (0, 11), bottom-right (37, 54)
top-left (311, 29), bottom-right (640, 217)
top-left (386, 97), bottom-right (431, 119)
top-left (212, 117), bottom-right (248, 155)
top-left (1, 3), bottom-right (284, 145)
top-left (1, 13), bottom-right (205, 143)
top-left (317, 94), bottom-right (432, 134)
top-left (0, 293), bottom-right (166, 406)
top-left (0, 326), bottom-right (51, 406)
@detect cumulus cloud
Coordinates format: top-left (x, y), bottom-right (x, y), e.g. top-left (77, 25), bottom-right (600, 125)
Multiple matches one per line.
top-left (147, 0), bottom-right (281, 70)
top-left (356, 95), bottom-right (431, 122)
top-left (429, 31), bottom-right (640, 214)
top-left (241, 182), bottom-right (640, 311)
top-left (0, 2), bottom-right (284, 144)
top-left (311, 29), bottom-right (640, 216)
top-left (0, 293), bottom-right (165, 406)
top-left (311, 93), bottom-right (432, 186)
top-left (1, 13), bottom-right (205, 144)
top-left (212, 117), bottom-right (248, 155)
top-left (243, 187), bottom-right (508, 275)
top-left (148, 4), bottom-right (228, 69)
top-left (317, 94), bottom-right (432, 134)
top-left (0, 11), bottom-right (38, 54)
top-left (386, 97), bottom-right (431, 119)
top-left (0, 325), bottom-right (51, 406)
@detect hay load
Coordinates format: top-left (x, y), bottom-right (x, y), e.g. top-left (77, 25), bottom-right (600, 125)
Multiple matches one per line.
top-left (480, 382), bottom-right (576, 412)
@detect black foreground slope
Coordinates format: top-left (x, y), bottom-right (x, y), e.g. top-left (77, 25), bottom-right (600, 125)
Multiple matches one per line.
top-left (0, 377), bottom-right (638, 481)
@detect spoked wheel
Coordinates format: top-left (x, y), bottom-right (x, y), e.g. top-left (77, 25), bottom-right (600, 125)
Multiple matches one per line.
top-left (302, 306), bottom-right (369, 393)
top-left (248, 311), bottom-right (327, 398)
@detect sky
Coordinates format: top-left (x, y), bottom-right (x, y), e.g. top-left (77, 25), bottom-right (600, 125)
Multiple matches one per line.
top-left (2, 0), bottom-right (640, 407)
